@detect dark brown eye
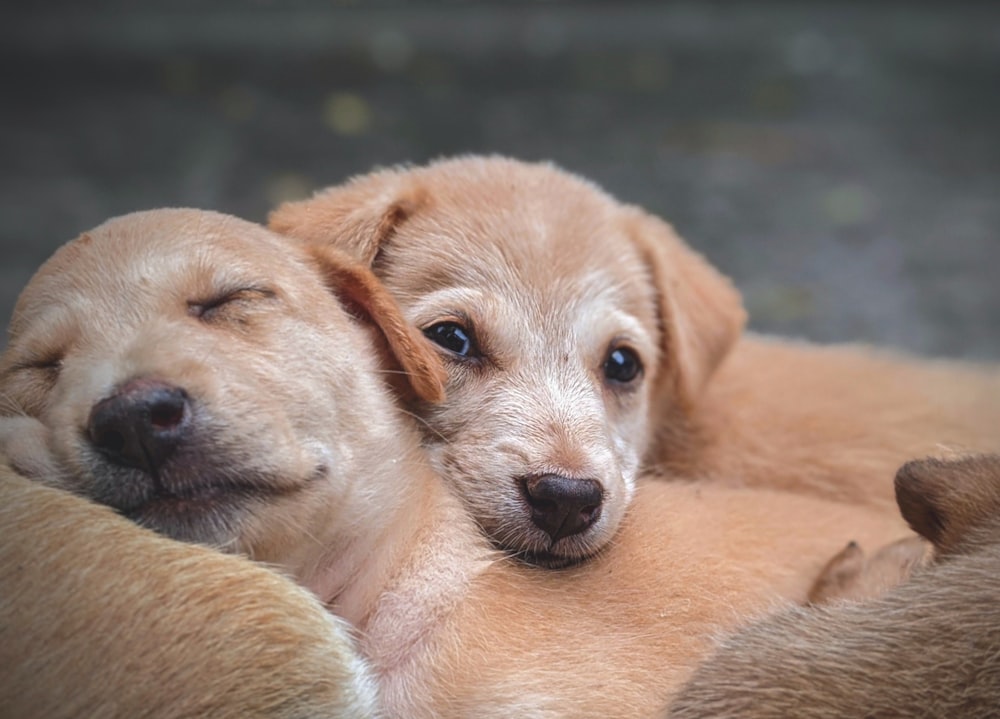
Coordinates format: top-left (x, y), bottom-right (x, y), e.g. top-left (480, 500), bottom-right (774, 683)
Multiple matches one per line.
top-left (188, 287), bottom-right (275, 321)
top-left (603, 346), bottom-right (642, 385)
top-left (423, 321), bottom-right (478, 358)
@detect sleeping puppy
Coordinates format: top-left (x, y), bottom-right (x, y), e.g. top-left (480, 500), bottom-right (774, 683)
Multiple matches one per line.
top-left (1, 209), bottom-right (910, 718)
top-left (0, 208), bottom-right (454, 718)
top-left (269, 154), bottom-right (1000, 566)
top-left (668, 454), bottom-right (1000, 718)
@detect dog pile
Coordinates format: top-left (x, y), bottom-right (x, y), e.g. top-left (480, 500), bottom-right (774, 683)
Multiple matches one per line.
top-left (2, 158), bottom-right (998, 718)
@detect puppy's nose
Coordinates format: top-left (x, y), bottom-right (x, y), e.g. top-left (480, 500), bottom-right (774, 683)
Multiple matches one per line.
top-left (522, 474), bottom-right (604, 543)
top-left (87, 379), bottom-right (190, 473)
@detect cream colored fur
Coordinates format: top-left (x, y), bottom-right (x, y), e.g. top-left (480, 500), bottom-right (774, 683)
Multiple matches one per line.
top-left (1, 209), bottom-right (909, 717)
top-left (269, 155), bottom-right (1000, 565)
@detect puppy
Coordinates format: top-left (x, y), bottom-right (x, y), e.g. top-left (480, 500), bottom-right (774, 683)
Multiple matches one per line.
top-left (270, 155), bottom-right (1000, 565)
top-left (667, 454), bottom-right (1000, 718)
top-left (1, 209), bottom-right (910, 718)
top-left (270, 155), bottom-right (746, 566)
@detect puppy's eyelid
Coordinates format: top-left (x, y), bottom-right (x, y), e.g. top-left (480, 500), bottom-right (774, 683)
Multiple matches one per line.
top-left (187, 286), bottom-right (277, 318)
top-left (12, 354), bottom-right (64, 372)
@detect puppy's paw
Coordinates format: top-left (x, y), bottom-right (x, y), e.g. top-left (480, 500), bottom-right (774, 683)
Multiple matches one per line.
top-left (807, 535), bottom-right (930, 605)
top-left (0, 416), bottom-right (60, 481)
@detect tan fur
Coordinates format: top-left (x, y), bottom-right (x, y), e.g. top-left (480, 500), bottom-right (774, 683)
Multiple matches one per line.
top-left (0, 467), bottom-right (378, 719)
top-left (269, 155), bottom-right (1000, 565)
top-left (1, 209), bottom-right (910, 718)
top-left (806, 535), bottom-right (931, 604)
top-left (668, 454), bottom-right (1000, 718)
top-left (269, 155), bottom-right (745, 565)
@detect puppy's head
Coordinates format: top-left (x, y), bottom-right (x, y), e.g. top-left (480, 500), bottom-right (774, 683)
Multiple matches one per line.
top-left (0, 209), bottom-right (443, 573)
top-left (271, 155), bottom-right (744, 567)
top-left (895, 454), bottom-right (1000, 557)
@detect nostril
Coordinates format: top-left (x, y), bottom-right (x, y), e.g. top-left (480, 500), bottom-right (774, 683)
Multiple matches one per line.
top-left (149, 393), bottom-right (187, 430)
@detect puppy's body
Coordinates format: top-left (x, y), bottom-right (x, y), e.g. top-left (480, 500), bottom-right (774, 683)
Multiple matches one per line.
top-left (660, 335), bottom-right (1000, 507)
top-left (668, 455), bottom-right (1000, 718)
top-left (0, 466), bottom-right (378, 719)
top-left (271, 155), bottom-right (1000, 564)
top-left (1, 210), bottom-right (908, 718)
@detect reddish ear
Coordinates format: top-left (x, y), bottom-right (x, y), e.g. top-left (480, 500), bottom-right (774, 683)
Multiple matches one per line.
top-left (624, 208), bottom-right (746, 410)
top-left (895, 454), bottom-right (1000, 555)
top-left (308, 244), bottom-right (446, 404)
top-left (269, 168), bottom-right (426, 266)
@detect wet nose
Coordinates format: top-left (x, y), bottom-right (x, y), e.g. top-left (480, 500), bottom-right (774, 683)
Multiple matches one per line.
top-left (522, 474), bottom-right (604, 543)
top-left (87, 379), bottom-right (190, 473)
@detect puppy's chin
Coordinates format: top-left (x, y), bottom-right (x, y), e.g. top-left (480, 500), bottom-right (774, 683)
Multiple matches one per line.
top-left (83, 459), bottom-right (323, 550)
top-left (122, 486), bottom-right (257, 548)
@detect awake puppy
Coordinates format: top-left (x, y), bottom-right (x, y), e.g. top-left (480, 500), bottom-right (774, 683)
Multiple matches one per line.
top-left (270, 154), bottom-right (1000, 566)
top-left (2, 209), bottom-right (910, 718)
top-left (668, 454), bottom-right (1000, 718)
top-left (270, 155), bottom-right (746, 567)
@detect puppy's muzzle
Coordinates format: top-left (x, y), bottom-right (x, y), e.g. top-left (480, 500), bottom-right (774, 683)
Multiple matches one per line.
top-left (521, 474), bottom-right (604, 543)
top-left (87, 378), bottom-right (190, 474)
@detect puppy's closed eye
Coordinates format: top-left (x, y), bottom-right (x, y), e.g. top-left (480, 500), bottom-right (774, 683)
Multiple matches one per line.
top-left (1, 352), bottom-right (64, 416)
top-left (187, 287), bottom-right (277, 324)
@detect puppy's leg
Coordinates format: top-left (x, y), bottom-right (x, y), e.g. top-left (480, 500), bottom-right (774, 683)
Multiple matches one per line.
top-left (0, 466), bottom-right (379, 719)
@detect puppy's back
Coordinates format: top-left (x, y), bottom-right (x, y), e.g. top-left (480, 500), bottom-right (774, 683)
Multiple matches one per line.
top-left (667, 548), bottom-right (1000, 718)
top-left (667, 455), bottom-right (1000, 719)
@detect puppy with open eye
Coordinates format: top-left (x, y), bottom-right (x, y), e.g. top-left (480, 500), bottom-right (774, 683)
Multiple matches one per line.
top-left (1, 208), bottom-right (911, 718)
top-left (270, 155), bottom-right (1000, 567)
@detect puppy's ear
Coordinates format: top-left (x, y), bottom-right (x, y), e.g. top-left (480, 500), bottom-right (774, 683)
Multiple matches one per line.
top-left (624, 208), bottom-right (746, 410)
top-left (269, 169), bottom-right (426, 265)
top-left (308, 244), bottom-right (446, 404)
top-left (895, 454), bottom-right (1000, 555)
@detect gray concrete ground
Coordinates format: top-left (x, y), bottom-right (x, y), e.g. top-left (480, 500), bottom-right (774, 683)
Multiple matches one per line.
top-left (3, 2), bottom-right (999, 358)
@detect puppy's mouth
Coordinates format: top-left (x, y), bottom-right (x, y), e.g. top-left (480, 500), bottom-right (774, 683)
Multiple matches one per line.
top-left (88, 453), bottom-right (325, 546)
top-left (512, 546), bottom-right (597, 570)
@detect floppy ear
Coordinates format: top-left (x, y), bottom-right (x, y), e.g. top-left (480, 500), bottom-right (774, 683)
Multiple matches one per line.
top-left (624, 208), bottom-right (746, 410)
top-left (269, 168), bottom-right (426, 266)
top-left (307, 244), bottom-right (446, 404)
top-left (895, 454), bottom-right (1000, 555)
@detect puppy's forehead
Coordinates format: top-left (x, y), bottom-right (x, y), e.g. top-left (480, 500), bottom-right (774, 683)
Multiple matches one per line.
top-left (399, 166), bottom-right (645, 294)
top-left (9, 210), bottom-right (309, 340)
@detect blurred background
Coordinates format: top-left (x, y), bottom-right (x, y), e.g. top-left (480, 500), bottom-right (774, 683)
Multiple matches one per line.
top-left (3, 1), bottom-right (999, 357)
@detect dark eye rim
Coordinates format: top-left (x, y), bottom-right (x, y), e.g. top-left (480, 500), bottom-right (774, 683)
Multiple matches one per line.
top-left (187, 286), bottom-right (277, 319)
top-left (421, 316), bottom-right (483, 362)
top-left (10, 353), bottom-right (64, 374)
top-left (602, 343), bottom-right (644, 387)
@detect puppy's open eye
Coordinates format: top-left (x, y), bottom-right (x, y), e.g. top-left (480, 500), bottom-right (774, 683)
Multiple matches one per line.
top-left (603, 346), bottom-right (642, 385)
top-left (423, 321), bottom-right (479, 359)
top-left (188, 287), bottom-right (276, 322)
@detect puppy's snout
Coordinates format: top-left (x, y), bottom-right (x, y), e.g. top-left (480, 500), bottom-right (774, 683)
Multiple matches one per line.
top-left (522, 474), bottom-right (604, 544)
top-left (87, 379), bottom-right (190, 473)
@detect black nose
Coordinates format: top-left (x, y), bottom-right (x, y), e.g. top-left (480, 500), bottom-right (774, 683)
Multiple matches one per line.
top-left (87, 379), bottom-right (190, 473)
top-left (522, 474), bottom-right (604, 543)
